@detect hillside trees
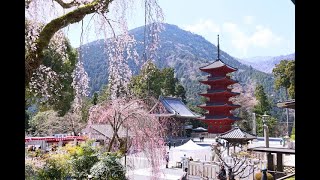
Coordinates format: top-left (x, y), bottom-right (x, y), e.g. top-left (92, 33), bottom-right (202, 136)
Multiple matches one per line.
top-left (253, 85), bottom-right (277, 136)
top-left (128, 60), bottom-right (187, 100)
top-left (272, 60), bottom-right (295, 99)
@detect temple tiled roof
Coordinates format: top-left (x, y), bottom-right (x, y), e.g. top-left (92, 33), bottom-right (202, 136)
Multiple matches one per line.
top-left (199, 59), bottom-right (237, 71)
top-left (277, 99), bottom-right (295, 109)
top-left (159, 96), bottom-right (201, 118)
top-left (86, 124), bottom-right (132, 138)
top-left (219, 127), bottom-right (256, 140)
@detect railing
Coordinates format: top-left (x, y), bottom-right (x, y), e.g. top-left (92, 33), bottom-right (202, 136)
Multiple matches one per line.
top-left (276, 173), bottom-right (295, 180)
top-left (188, 161), bottom-right (219, 179)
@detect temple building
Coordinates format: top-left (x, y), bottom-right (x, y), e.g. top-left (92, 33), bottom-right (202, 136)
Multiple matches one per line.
top-left (150, 96), bottom-right (201, 137)
top-left (198, 35), bottom-right (241, 134)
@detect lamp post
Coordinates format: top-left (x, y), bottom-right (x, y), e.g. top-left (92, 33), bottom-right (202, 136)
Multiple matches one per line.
top-left (252, 113), bottom-right (257, 135)
top-left (261, 112), bottom-right (269, 148)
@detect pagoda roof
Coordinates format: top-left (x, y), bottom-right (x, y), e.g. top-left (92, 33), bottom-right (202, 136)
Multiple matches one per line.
top-left (199, 59), bottom-right (237, 71)
top-left (199, 115), bottom-right (241, 121)
top-left (218, 127), bottom-right (256, 140)
top-left (198, 102), bottom-right (240, 108)
top-left (154, 96), bottom-right (201, 119)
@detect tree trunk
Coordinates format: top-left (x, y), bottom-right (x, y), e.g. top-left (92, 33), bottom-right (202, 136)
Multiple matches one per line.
top-left (107, 134), bottom-right (116, 152)
top-left (25, 0), bottom-right (113, 86)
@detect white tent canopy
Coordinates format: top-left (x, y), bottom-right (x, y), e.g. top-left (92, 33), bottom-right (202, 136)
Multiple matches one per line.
top-left (192, 127), bottom-right (208, 132)
top-left (175, 140), bottom-right (209, 151)
top-left (170, 140), bottom-right (211, 162)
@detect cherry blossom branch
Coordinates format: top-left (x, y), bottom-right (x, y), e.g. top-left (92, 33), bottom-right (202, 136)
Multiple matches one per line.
top-left (25, 0), bottom-right (113, 86)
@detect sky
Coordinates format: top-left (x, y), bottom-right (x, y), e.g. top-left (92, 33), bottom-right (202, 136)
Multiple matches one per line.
top-left (65, 0), bottom-right (295, 60)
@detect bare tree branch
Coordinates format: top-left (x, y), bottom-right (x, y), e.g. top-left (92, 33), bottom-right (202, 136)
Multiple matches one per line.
top-left (54, 0), bottom-right (79, 8)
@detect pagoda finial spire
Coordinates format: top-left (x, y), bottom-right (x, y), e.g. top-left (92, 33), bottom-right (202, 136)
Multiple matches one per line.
top-left (217, 34), bottom-right (220, 60)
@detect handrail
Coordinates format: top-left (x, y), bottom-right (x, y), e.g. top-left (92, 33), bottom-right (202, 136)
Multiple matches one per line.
top-left (276, 173), bottom-right (295, 180)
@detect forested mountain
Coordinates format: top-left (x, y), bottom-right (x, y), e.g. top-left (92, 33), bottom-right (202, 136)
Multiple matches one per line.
top-left (238, 53), bottom-right (295, 74)
top-left (79, 23), bottom-right (286, 106)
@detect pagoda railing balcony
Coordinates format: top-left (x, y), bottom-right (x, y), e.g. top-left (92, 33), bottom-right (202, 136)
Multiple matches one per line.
top-left (207, 76), bottom-right (231, 80)
top-left (201, 89), bottom-right (240, 94)
top-left (199, 102), bottom-right (240, 107)
top-left (202, 115), bottom-right (241, 121)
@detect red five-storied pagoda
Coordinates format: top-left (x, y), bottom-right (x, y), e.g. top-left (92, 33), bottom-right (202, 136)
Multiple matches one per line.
top-left (198, 35), bottom-right (241, 134)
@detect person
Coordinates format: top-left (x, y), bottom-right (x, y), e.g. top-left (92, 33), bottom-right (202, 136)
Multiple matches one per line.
top-left (182, 154), bottom-right (189, 171)
top-left (173, 142), bottom-right (176, 148)
top-left (261, 169), bottom-right (268, 180)
top-left (217, 165), bottom-right (227, 180)
top-left (165, 152), bottom-right (170, 168)
top-left (181, 167), bottom-right (188, 180)
top-left (168, 141), bottom-right (172, 150)
top-left (228, 168), bottom-right (235, 180)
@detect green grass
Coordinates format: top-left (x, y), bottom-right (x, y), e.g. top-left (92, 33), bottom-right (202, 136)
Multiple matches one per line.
top-left (285, 176), bottom-right (295, 180)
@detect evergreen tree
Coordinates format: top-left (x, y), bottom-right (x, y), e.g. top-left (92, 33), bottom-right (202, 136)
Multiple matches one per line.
top-left (175, 84), bottom-right (187, 103)
top-left (272, 60), bottom-right (295, 99)
top-left (92, 92), bottom-right (98, 105)
top-left (253, 85), bottom-right (271, 115)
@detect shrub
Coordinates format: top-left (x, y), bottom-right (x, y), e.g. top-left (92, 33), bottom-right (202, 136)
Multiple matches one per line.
top-left (90, 153), bottom-right (126, 180)
top-left (69, 141), bottom-right (100, 179)
top-left (25, 161), bottom-right (39, 180)
top-left (255, 171), bottom-right (274, 180)
top-left (37, 153), bottom-right (71, 179)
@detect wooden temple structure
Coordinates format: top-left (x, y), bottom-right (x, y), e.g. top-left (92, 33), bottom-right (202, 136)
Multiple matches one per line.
top-left (277, 99), bottom-right (295, 109)
top-left (218, 126), bottom-right (256, 155)
top-left (198, 35), bottom-right (241, 134)
top-left (150, 96), bottom-right (201, 137)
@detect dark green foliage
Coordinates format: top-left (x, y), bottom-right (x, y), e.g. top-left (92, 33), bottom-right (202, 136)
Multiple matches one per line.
top-left (25, 110), bottom-right (30, 132)
top-left (235, 108), bottom-right (252, 132)
top-left (90, 153), bottom-right (126, 180)
top-left (70, 142), bottom-right (100, 179)
top-left (253, 85), bottom-right (271, 115)
top-left (37, 158), bottom-right (70, 180)
top-left (97, 85), bottom-right (111, 103)
top-left (80, 97), bottom-right (93, 123)
top-left (92, 92), bottom-right (98, 105)
top-left (128, 60), bottom-right (186, 100)
top-left (256, 116), bottom-right (277, 137)
top-left (272, 60), bottom-right (295, 99)
top-left (176, 84), bottom-right (187, 103)
top-left (253, 84), bottom-right (279, 136)
top-left (26, 39), bottom-right (77, 117)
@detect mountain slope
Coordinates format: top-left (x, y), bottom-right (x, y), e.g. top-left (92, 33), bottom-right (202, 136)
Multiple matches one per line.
top-left (239, 53), bottom-right (295, 73)
top-left (80, 23), bottom-right (284, 105)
